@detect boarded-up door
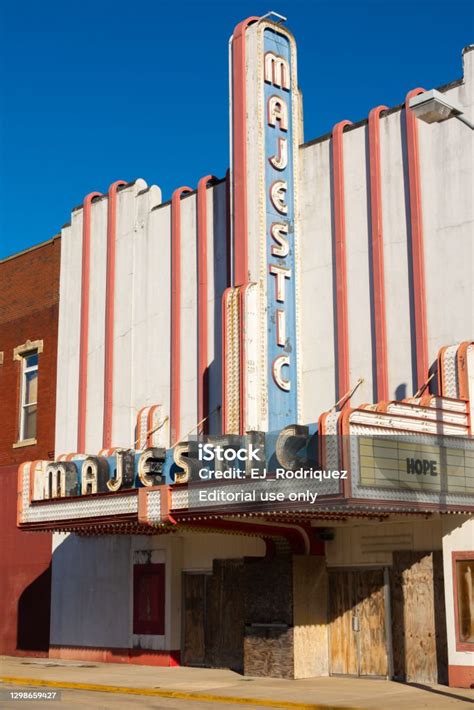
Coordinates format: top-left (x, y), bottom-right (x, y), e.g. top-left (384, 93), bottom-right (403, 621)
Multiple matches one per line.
top-left (182, 560), bottom-right (244, 671)
top-left (182, 573), bottom-right (208, 666)
top-left (329, 568), bottom-right (388, 677)
top-left (390, 551), bottom-right (447, 684)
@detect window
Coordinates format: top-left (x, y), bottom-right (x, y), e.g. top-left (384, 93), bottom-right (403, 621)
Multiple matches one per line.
top-left (133, 563), bottom-right (165, 635)
top-left (453, 552), bottom-right (474, 651)
top-left (19, 351), bottom-right (38, 441)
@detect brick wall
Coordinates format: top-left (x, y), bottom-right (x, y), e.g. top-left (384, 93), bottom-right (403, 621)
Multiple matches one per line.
top-left (0, 237), bottom-right (60, 654)
top-left (0, 237), bottom-right (60, 464)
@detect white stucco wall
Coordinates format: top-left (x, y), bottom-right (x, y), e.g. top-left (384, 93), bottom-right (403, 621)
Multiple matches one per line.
top-left (298, 46), bottom-right (473, 415)
top-left (299, 138), bottom-right (336, 422)
top-left (49, 44), bottom-right (473, 666)
top-left (50, 531), bottom-right (264, 651)
top-left (324, 517), bottom-right (445, 567)
top-left (54, 49), bottom-right (473, 454)
top-left (55, 179), bottom-right (228, 455)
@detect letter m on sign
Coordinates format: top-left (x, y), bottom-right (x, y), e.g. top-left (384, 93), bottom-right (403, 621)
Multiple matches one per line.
top-left (264, 52), bottom-right (290, 90)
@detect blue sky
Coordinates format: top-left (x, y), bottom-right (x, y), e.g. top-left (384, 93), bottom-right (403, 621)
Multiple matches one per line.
top-left (0, 0), bottom-right (471, 258)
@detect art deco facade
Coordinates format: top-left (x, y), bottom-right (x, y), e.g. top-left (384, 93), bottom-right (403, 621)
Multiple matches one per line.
top-left (14, 18), bottom-right (473, 687)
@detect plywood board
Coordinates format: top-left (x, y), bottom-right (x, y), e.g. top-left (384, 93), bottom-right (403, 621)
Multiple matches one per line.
top-left (182, 573), bottom-right (206, 666)
top-left (355, 569), bottom-right (387, 677)
top-left (293, 555), bottom-right (329, 678)
top-left (328, 570), bottom-right (358, 675)
top-left (329, 568), bottom-right (387, 677)
top-left (390, 551), bottom-right (443, 684)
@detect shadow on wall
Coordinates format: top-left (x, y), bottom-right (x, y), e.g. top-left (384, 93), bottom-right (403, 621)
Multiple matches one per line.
top-left (395, 383), bottom-right (407, 400)
top-left (17, 565), bottom-right (51, 652)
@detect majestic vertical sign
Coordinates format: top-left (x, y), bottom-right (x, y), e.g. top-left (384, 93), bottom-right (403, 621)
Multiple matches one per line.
top-left (264, 27), bottom-right (298, 430)
top-left (225, 17), bottom-right (301, 434)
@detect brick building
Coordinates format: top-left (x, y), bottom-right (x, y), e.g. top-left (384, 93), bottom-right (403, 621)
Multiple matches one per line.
top-left (0, 237), bottom-right (60, 655)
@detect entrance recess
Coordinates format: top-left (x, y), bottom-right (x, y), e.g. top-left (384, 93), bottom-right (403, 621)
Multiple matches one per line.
top-left (328, 567), bottom-right (389, 677)
top-left (182, 561), bottom-right (244, 670)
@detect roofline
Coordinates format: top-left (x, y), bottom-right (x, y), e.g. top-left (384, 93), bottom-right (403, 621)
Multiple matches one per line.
top-left (301, 77), bottom-right (464, 150)
top-left (0, 234), bottom-right (61, 266)
top-left (3, 61), bottom-right (467, 262)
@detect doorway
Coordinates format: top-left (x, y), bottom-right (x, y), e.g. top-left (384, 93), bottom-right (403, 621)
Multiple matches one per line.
top-left (182, 560), bottom-right (244, 670)
top-left (328, 567), bottom-right (389, 677)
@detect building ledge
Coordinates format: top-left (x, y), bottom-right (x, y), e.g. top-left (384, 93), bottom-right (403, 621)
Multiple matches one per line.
top-left (13, 438), bottom-right (37, 449)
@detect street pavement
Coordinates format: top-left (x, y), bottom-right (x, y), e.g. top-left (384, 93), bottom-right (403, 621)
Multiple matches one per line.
top-left (1, 656), bottom-right (472, 709)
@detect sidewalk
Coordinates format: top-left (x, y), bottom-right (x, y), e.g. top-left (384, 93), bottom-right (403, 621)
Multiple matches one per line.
top-left (1, 656), bottom-right (472, 709)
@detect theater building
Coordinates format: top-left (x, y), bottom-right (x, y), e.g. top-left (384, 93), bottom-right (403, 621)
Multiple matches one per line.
top-left (17, 16), bottom-right (473, 688)
top-left (0, 237), bottom-right (60, 656)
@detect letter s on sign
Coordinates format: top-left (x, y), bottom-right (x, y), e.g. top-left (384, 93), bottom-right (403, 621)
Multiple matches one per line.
top-left (173, 441), bottom-right (191, 484)
top-left (270, 223), bottom-right (289, 258)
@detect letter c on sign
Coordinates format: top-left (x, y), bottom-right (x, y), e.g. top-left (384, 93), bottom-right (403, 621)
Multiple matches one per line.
top-left (272, 355), bottom-right (291, 391)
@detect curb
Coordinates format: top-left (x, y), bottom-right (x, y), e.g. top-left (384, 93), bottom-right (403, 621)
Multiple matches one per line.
top-left (1, 676), bottom-right (364, 710)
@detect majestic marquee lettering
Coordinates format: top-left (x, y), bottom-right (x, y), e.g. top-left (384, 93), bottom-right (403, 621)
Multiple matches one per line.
top-left (268, 96), bottom-right (288, 130)
top-left (276, 309), bottom-right (286, 346)
top-left (264, 51), bottom-right (290, 90)
top-left (45, 462), bottom-right (78, 498)
top-left (269, 264), bottom-right (291, 302)
top-left (108, 448), bottom-right (135, 491)
top-left (81, 456), bottom-right (108, 495)
top-left (272, 355), bottom-right (291, 391)
top-left (270, 223), bottom-right (289, 257)
top-left (262, 25), bottom-right (299, 418)
top-left (138, 448), bottom-right (165, 487)
top-left (29, 448), bottom-right (167, 502)
top-left (270, 180), bottom-right (288, 214)
top-left (269, 138), bottom-right (288, 170)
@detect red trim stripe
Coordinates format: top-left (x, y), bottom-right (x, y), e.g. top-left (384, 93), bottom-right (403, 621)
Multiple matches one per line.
top-left (103, 180), bottom-right (126, 449)
top-left (77, 191), bottom-right (102, 453)
top-left (135, 406), bottom-right (147, 449)
top-left (197, 175), bottom-right (216, 433)
top-left (331, 121), bottom-right (352, 405)
top-left (405, 88), bottom-right (429, 390)
top-left (49, 646), bottom-right (180, 667)
top-left (170, 186), bottom-right (192, 445)
top-left (231, 16), bottom-right (258, 288)
top-left (230, 17), bottom-right (258, 436)
top-left (146, 406), bottom-right (154, 448)
top-left (368, 106), bottom-right (389, 401)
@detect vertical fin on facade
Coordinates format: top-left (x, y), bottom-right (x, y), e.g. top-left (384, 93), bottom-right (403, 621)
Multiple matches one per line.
top-left (77, 191), bottom-right (103, 453)
top-left (197, 175), bottom-right (217, 433)
top-left (170, 186), bottom-right (193, 445)
top-left (368, 106), bottom-right (389, 402)
top-left (102, 180), bottom-right (127, 449)
top-left (405, 88), bottom-right (429, 391)
top-left (331, 121), bottom-right (352, 406)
